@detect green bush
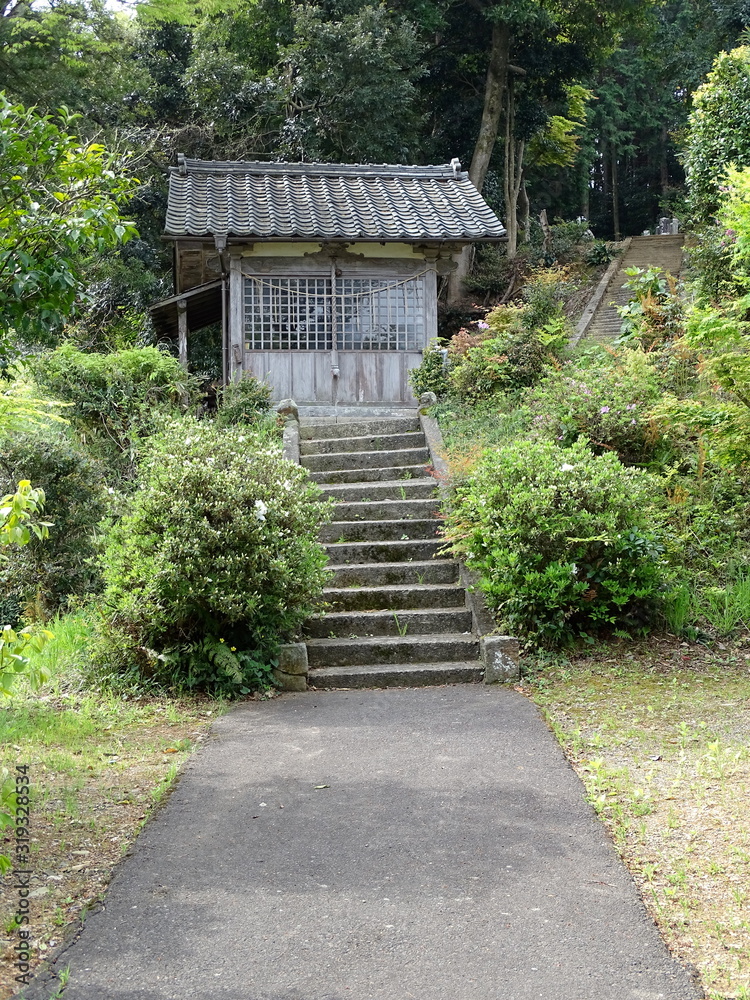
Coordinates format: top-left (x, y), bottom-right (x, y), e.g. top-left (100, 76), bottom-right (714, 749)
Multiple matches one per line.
top-left (31, 344), bottom-right (202, 476)
top-left (215, 371), bottom-right (273, 427)
top-left (443, 439), bottom-right (665, 646)
top-left (686, 225), bottom-right (742, 303)
top-left (520, 266), bottom-right (578, 333)
top-left (93, 417), bottom-right (331, 694)
top-left (0, 431), bottom-right (109, 619)
top-left (524, 349), bottom-right (663, 465)
top-left (408, 339), bottom-right (449, 398)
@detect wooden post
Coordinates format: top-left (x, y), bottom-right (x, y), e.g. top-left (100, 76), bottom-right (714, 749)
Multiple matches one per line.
top-left (229, 255), bottom-right (243, 381)
top-left (177, 299), bottom-right (188, 368)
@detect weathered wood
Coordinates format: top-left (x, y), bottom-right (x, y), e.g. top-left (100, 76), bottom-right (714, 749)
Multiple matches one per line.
top-left (176, 243), bottom-right (222, 293)
top-left (241, 256), bottom-right (427, 278)
top-left (177, 300), bottom-right (188, 368)
top-left (424, 267), bottom-right (438, 342)
top-left (229, 255), bottom-right (244, 382)
top-left (237, 254), bottom-right (430, 404)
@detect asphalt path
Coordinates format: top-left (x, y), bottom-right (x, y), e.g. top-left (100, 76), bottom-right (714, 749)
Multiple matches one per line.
top-left (21, 686), bottom-right (702, 1000)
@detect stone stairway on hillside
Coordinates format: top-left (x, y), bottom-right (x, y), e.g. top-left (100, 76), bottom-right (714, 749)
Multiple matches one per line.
top-left (297, 414), bottom-right (486, 689)
top-left (581, 234), bottom-right (684, 344)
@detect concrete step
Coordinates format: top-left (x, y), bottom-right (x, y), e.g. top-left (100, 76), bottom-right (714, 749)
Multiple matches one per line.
top-left (300, 417), bottom-right (420, 440)
top-left (309, 661), bottom-right (484, 689)
top-left (300, 432), bottom-right (426, 456)
top-left (306, 607), bottom-right (473, 639)
top-left (309, 465), bottom-right (429, 484)
top-left (306, 633), bottom-right (479, 668)
top-left (325, 538), bottom-right (444, 564)
top-left (321, 478), bottom-right (437, 502)
top-left (319, 517), bottom-right (439, 544)
top-left (301, 447), bottom-right (430, 473)
top-left (323, 582), bottom-right (466, 611)
top-left (328, 559), bottom-right (458, 587)
top-left (331, 498), bottom-right (438, 521)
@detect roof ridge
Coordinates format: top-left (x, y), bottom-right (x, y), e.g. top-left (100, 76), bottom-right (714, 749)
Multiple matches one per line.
top-left (173, 156), bottom-right (462, 179)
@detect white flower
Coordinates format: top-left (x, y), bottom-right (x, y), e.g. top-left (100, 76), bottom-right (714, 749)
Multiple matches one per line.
top-left (570, 564), bottom-right (578, 575)
top-left (560, 463), bottom-right (575, 472)
top-left (254, 499), bottom-right (268, 522)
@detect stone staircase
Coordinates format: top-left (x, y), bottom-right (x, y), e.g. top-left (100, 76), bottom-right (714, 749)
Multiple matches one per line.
top-left (299, 414), bottom-right (484, 689)
top-left (583, 234), bottom-right (684, 344)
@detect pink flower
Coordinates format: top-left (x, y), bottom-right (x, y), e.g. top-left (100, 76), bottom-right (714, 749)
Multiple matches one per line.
top-left (600, 406), bottom-right (610, 414)
top-left (476, 321), bottom-right (490, 330)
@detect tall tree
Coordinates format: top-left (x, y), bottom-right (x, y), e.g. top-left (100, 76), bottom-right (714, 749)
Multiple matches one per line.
top-left (444, 0), bottom-right (649, 300)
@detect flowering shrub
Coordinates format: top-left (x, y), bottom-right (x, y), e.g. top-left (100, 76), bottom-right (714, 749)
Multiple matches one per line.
top-left (446, 301), bottom-right (568, 404)
top-left (443, 439), bottom-right (664, 645)
top-left (93, 417), bottom-right (332, 694)
top-left (524, 350), bottom-right (662, 465)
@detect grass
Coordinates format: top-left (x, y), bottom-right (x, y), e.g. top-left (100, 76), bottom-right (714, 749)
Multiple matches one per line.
top-left (0, 611), bottom-right (230, 999)
top-left (525, 638), bottom-right (750, 1000)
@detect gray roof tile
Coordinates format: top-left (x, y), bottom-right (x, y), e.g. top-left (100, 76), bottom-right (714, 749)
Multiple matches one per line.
top-left (165, 158), bottom-right (506, 242)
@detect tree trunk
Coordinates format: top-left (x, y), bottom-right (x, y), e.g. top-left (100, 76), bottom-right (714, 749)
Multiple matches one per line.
top-left (660, 124), bottom-right (669, 194)
top-left (503, 76), bottom-right (525, 260)
top-left (611, 145), bottom-right (620, 241)
top-left (447, 19), bottom-right (510, 305)
top-left (518, 172), bottom-right (530, 242)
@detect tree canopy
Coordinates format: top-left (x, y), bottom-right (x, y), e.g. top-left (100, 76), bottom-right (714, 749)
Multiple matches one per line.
top-left (0, 95), bottom-right (137, 357)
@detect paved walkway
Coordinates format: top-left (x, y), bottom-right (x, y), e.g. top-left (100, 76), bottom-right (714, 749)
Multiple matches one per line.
top-left (22, 687), bottom-right (701, 1000)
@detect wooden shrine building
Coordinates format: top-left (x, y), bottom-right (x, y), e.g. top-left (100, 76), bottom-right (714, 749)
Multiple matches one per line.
top-left (150, 156), bottom-right (505, 407)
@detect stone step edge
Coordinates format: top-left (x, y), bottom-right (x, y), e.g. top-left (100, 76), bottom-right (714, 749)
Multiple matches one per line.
top-left (309, 607), bottom-right (470, 621)
top-left (308, 661), bottom-right (484, 689)
top-left (320, 478), bottom-right (437, 493)
top-left (306, 632), bottom-right (474, 648)
top-left (326, 558), bottom-right (455, 571)
top-left (323, 581), bottom-right (462, 594)
top-left (302, 431), bottom-right (426, 449)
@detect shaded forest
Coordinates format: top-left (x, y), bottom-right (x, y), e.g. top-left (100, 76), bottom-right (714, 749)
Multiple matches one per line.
top-left (2, 0), bottom-right (749, 317)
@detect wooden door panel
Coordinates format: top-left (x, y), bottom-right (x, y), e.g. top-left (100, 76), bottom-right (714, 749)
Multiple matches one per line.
top-left (244, 350), bottom-right (420, 404)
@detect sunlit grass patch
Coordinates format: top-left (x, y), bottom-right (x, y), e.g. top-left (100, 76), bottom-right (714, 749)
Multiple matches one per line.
top-left (0, 612), bottom-right (230, 998)
top-left (527, 640), bottom-right (750, 999)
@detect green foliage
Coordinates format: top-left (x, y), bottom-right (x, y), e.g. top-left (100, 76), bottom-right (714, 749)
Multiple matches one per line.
top-left (614, 267), bottom-right (684, 347)
top-left (277, 4), bottom-right (425, 163)
top-left (155, 636), bottom-right (276, 696)
top-left (93, 417), bottom-right (331, 694)
top-left (0, 480), bottom-right (55, 696)
top-left (408, 340), bottom-right (449, 399)
top-left (0, 480), bottom-right (50, 547)
top-left (0, 622), bottom-right (54, 697)
top-left (684, 45), bottom-right (750, 221)
top-left (0, 378), bottom-right (68, 436)
top-left (685, 224), bottom-right (742, 303)
top-left (445, 287), bottom-right (571, 404)
top-left (0, 94), bottom-right (138, 356)
top-left (718, 166), bottom-right (750, 289)
top-left (649, 289), bottom-right (750, 471)
top-left (443, 439), bottom-right (665, 646)
top-left (0, 430), bottom-right (109, 618)
top-left (215, 372), bottom-right (272, 428)
top-left (31, 344), bottom-right (201, 474)
top-left (524, 349), bottom-right (662, 464)
top-left (521, 266), bottom-right (578, 332)
top-left (585, 240), bottom-right (614, 267)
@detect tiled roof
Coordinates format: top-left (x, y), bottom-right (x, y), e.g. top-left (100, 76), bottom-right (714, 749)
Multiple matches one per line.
top-left (164, 157), bottom-right (506, 242)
